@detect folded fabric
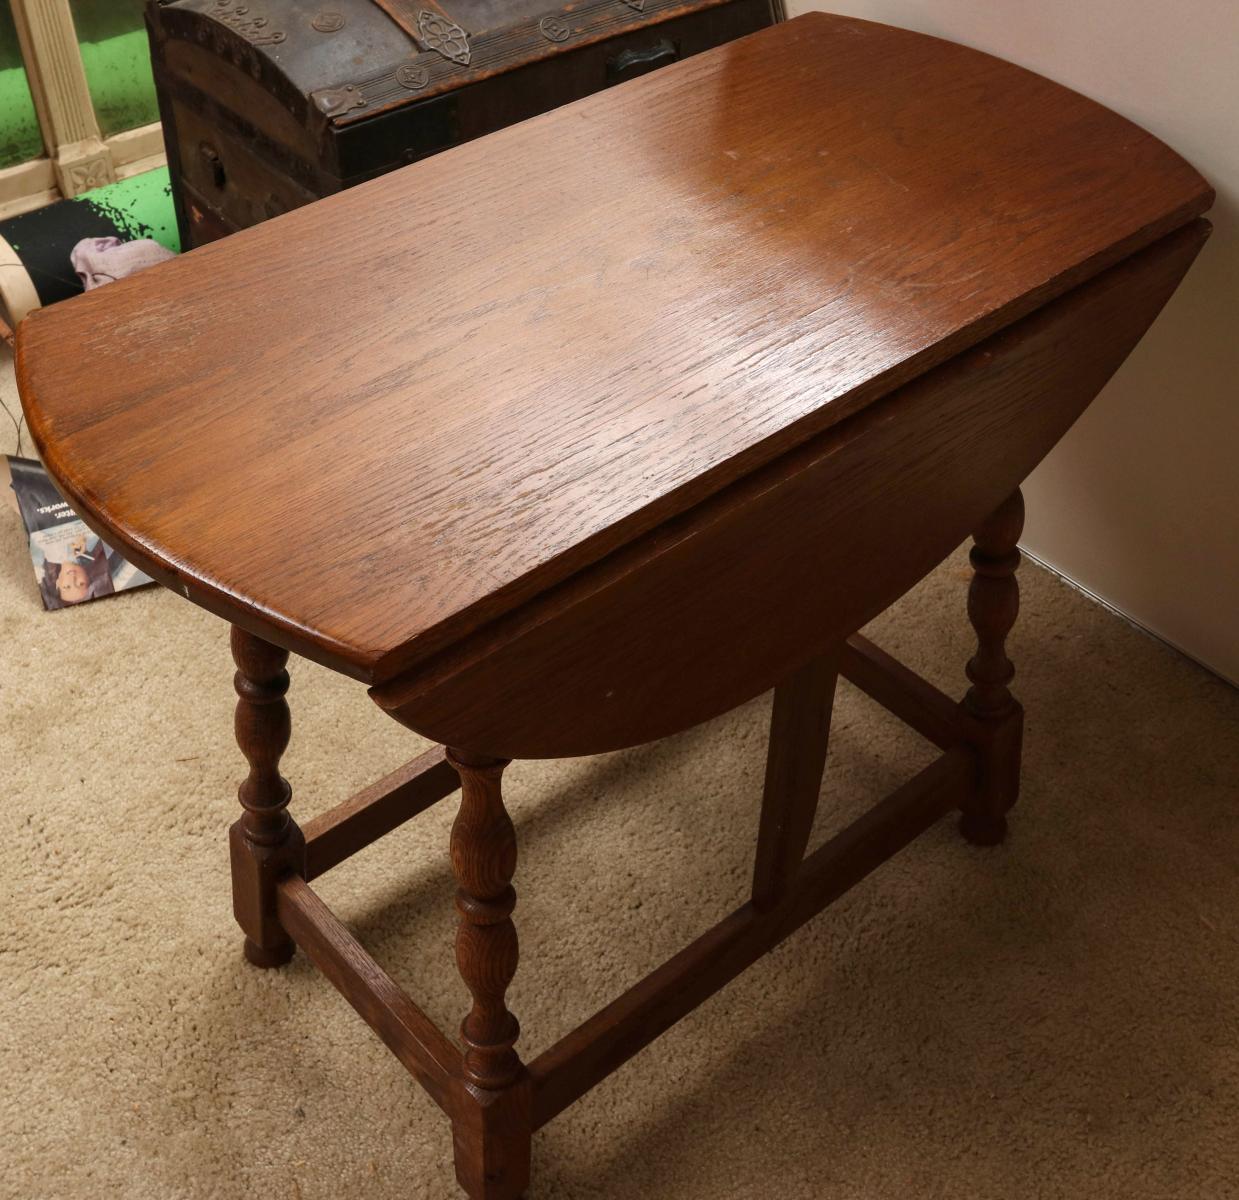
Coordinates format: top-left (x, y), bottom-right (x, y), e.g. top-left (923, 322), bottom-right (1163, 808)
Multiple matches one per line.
top-left (70, 236), bottom-right (175, 291)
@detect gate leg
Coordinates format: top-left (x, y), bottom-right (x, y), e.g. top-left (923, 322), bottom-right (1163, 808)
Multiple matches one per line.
top-left (752, 649), bottom-right (840, 910)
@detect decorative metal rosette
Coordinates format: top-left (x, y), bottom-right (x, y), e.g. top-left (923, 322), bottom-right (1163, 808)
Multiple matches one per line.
top-left (417, 9), bottom-right (471, 65)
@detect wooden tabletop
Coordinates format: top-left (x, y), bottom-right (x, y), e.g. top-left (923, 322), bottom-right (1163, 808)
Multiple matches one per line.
top-left (18, 13), bottom-right (1210, 685)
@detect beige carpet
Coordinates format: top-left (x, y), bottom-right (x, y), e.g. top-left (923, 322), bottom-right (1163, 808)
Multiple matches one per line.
top-left (2, 347), bottom-right (1237, 1199)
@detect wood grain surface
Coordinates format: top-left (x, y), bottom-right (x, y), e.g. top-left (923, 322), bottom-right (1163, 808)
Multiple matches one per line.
top-left (372, 222), bottom-right (1209, 756)
top-left (17, 12), bottom-right (1211, 684)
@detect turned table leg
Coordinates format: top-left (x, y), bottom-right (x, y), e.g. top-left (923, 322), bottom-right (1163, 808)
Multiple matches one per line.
top-left (446, 749), bottom-right (531, 1200)
top-left (959, 488), bottom-right (1025, 846)
top-left (229, 626), bottom-right (305, 967)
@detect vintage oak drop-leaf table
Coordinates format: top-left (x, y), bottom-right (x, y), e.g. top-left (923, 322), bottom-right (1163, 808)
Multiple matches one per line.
top-left (17, 13), bottom-right (1212, 1198)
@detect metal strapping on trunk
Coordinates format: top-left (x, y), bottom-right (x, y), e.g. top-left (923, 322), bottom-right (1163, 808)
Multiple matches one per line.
top-left (368, 0), bottom-right (472, 64)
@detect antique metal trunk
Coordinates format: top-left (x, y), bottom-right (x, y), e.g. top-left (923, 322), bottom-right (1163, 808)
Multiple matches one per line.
top-left (146, 0), bottom-right (784, 247)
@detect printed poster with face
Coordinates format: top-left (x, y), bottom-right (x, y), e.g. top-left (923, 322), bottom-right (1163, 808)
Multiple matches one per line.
top-left (3, 455), bottom-right (153, 610)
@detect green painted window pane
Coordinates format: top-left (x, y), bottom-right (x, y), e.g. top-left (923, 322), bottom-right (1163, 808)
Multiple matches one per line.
top-left (69, 0), bottom-right (160, 138)
top-left (0, 3), bottom-right (44, 169)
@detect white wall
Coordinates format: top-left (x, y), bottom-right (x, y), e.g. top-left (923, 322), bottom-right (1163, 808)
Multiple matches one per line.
top-left (789, 0), bottom-right (1239, 683)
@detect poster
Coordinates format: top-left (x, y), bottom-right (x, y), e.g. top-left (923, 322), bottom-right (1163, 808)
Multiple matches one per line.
top-left (3, 455), bottom-right (152, 610)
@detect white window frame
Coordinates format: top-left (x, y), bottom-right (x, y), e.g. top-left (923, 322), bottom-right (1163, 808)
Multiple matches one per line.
top-left (0, 0), bottom-right (164, 218)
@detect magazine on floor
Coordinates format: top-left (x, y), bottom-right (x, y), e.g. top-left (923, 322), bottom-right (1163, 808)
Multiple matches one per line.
top-left (2, 455), bottom-right (153, 610)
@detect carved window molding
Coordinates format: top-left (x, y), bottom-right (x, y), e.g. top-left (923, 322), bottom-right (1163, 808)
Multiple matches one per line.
top-left (0, 0), bottom-right (165, 216)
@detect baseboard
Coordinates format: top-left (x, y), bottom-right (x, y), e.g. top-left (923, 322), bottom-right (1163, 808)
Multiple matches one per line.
top-left (1021, 546), bottom-right (1237, 690)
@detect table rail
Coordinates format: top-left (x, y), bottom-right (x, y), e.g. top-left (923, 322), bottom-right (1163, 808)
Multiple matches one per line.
top-left (302, 745), bottom-right (461, 880)
top-left (527, 744), bottom-right (973, 1128)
